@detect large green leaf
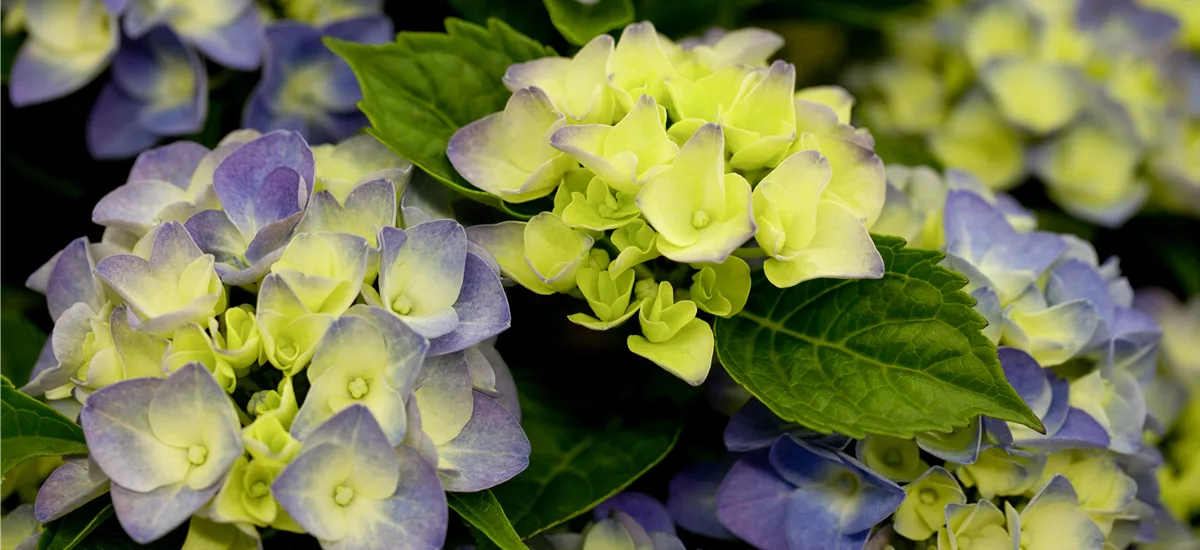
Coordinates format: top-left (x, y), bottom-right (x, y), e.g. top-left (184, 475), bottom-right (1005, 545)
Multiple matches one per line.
top-left (327, 18), bottom-right (556, 220)
top-left (489, 375), bottom-right (683, 539)
top-left (448, 491), bottom-right (528, 550)
top-left (1, 376), bottom-right (88, 479)
top-left (714, 235), bottom-right (1042, 439)
top-left (37, 499), bottom-right (114, 550)
top-left (544, 0), bottom-right (634, 45)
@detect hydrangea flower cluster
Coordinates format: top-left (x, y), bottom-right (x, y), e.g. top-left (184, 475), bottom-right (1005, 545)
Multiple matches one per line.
top-left (663, 169), bottom-right (1191, 550)
top-left (452, 21), bottom-right (888, 386)
top-left (1136, 290), bottom-right (1200, 533)
top-left (2, 0), bottom-right (389, 158)
top-left (529, 492), bottom-right (685, 550)
top-left (845, 0), bottom-right (1200, 225)
top-left (18, 129), bottom-right (528, 548)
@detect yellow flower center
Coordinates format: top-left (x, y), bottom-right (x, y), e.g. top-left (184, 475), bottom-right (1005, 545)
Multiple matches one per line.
top-left (334, 485), bottom-right (355, 506)
top-left (187, 445), bottom-right (208, 466)
top-left (278, 339), bottom-right (300, 362)
top-left (348, 378), bottom-right (369, 399)
top-left (832, 471), bottom-right (859, 495)
top-left (392, 295), bottom-right (414, 316)
top-left (692, 210), bottom-right (712, 229)
top-left (248, 481), bottom-right (269, 498)
top-left (919, 488), bottom-right (938, 505)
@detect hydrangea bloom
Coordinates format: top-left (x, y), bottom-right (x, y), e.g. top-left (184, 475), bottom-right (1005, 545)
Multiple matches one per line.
top-left (458, 21), bottom-right (887, 385)
top-left (6, 1), bottom-right (391, 157)
top-left (243, 16), bottom-right (394, 144)
top-left (846, 0), bottom-right (1200, 225)
top-left (17, 129), bottom-right (528, 547)
top-left (662, 166), bottom-right (1184, 550)
top-left (530, 492), bottom-right (686, 550)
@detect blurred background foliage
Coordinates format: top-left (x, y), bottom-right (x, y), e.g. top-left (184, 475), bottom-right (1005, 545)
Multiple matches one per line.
top-left (2, 0), bottom-right (1198, 546)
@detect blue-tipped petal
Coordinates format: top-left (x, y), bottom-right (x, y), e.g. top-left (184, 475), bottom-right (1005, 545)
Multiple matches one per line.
top-left (110, 26), bottom-right (207, 135)
top-left (212, 130), bottom-right (315, 238)
top-left (596, 492), bottom-right (676, 535)
top-left (435, 392), bottom-right (530, 492)
top-left (667, 462), bottom-right (735, 539)
top-left (110, 478), bottom-right (221, 544)
top-left (414, 352), bottom-right (474, 446)
top-left (8, 2), bottom-right (118, 107)
top-left (716, 450), bottom-right (792, 550)
top-left (86, 82), bottom-right (161, 159)
top-left (45, 238), bottom-right (104, 322)
top-left (943, 190), bottom-right (1014, 263)
top-left (80, 377), bottom-right (187, 492)
top-left (321, 446), bottom-right (448, 550)
top-left (187, 5), bottom-right (263, 70)
top-left (127, 141), bottom-right (209, 188)
top-left (427, 252), bottom-right (511, 356)
top-left (302, 405), bottom-right (400, 497)
top-left (34, 460), bottom-right (110, 523)
top-left (725, 398), bottom-right (795, 451)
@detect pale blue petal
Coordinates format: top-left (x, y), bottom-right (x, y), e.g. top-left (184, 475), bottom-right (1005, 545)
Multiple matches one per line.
top-left (428, 252), bottom-right (511, 356)
top-left (595, 492), bottom-right (676, 535)
top-left (34, 460), bottom-right (111, 523)
top-left (111, 480), bottom-right (220, 544)
top-left (715, 450), bottom-right (791, 550)
top-left (80, 377), bottom-right (188, 492)
top-left (667, 461), bottom-right (735, 539)
top-left (436, 392), bottom-right (530, 492)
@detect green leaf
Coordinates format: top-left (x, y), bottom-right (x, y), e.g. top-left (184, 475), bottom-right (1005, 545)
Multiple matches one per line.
top-left (1, 312), bottom-right (47, 386)
top-left (714, 234), bottom-right (1042, 439)
top-left (489, 383), bottom-right (683, 539)
top-left (448, 491), bottom-right (528, 550)
top-left (1, 375), bottom-right (88, 479)
top-left (327, 18), bottom-right (557, 220)
top-left (37, 499), bottom-right (114, 550)
top-left (544, 0), bottom-right (634, 45)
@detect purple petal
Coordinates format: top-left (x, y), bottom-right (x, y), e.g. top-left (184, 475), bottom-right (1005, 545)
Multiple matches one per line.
top-left (212, 130), bottom-right (315, 237)
top-left (1048, 259), bottom-right (1116, 325)
top-left (103, 0), bottom-right (128, 13)
top-left (46, 238), bottom-right (103, 322)
top-left (943, 190), bottom-right (1015, 262)
top-left (302, 405), bottom-right (398, 470)
top-left (323, 446), bottom-right (448, 550)
top-left (784, 489), bottom-right (872, 550)
top-left (436, 392), bottom-right (530, 492)
top-left (80, 378), bottom-right (186, 492)
top-left (8, 27), bottom-right (117, 106)
top-left (1035, 408), bottom-right (1111, 449)
top-left (428, 252), bottom-right (511, 356)
top-left (92, 181), bottom-right (189, 233)
top-left (111, 26), bottom-right (207, 135)
top-left (183, 210), bottom-right (247, 270)
top-left (770, 437), bottom-right (903, 534)
top-left (86, 82), bottom-right (161, 160)
top-left (716, 450), bottom-right (792, 550)
top-left (668, 462), bottom-right (736, 539)
top-left (595, 492), bottom-right (676, 535)
top-left (725, 399), bottom-right (795, 451)
top-left (19, 339), bottom-right (59, 394)
top-left (127, 141), bottom-right (210, 188)
top-left (188, 6), bottom-right (264, 70)
top-left (998, 347), bottom-right (1050, 408)
top-left (984, 231), bottom-right (1067, 279)
top-left (111, 480), bottom-right (221, 544)
top-left (35, 460), bottom-right (111, 523)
